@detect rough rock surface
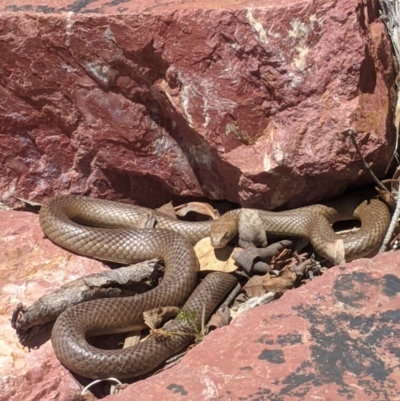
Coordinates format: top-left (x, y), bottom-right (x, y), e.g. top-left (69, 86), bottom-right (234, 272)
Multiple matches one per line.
top-left (2, 208), bottom-right (400, 401)
top-left (105, 252), bottom-right (400, 401)
top-left (0, 0), bottom-right (395, 210)
top-left (0, 210), bottom-right (107, 401)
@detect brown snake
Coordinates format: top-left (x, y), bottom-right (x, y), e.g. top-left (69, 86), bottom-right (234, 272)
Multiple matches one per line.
top-left (39, 193), bottom-right (390, 379)
top-left (40, 196), bottom-right (232, 379)
top-left (211, 193), bottom-right (391, 264)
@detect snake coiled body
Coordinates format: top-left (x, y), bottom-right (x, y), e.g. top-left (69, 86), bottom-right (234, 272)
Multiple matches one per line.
top-left (40, 196), bottom-right (230, 379)
top-left (211, 193), bottom-right (391, 264)
top-left (39, 193), bottom-right (390, 379)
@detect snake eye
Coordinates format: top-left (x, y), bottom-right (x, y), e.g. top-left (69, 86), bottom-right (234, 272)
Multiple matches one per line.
top-left (223, 232), bottom-right (230, 240)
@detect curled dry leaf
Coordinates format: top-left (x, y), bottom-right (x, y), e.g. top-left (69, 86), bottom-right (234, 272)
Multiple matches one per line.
top-left (252, 261), bottom-right (271, 275)
top-left (376, 182), bottom-right (396, 208)
top-left (263, 269), bottom-right (297, 293)
top-left (242, 274), bottom-right (269, 298)
top-left (290, 258), bottom-right (315, 275)
top-left (143, 306), bottom-right (180, 330)
top-left (194, 237), bottom-right (239, 273)
top-left (323, 239), bottom-right (346, 265)
top-left (16, 197), bottom-right (42, 208)
top-left (175, 202), bottom-right (219, 220)
top-left (156, 201), bottom-right (178, 218)
top-left (123, 331), bottom-right (143, 348)
top-left (269, 248), bottom-right (294, 270)
top-left (232, 240), bottom-right (294, 274)
top-left (207, 306), bottom-right (231, 331)
top-left (232, 248), bottom-right (258, 273)
top-left (377, 168), bottom-right (400, 207)
top-left (243, 269), bottom-right (296, 297)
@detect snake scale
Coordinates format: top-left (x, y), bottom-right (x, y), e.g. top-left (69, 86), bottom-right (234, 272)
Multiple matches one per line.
top-left (38, 193), bottom-right (390, 379)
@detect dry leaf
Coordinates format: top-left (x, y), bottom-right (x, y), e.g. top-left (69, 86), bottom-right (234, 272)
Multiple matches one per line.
top-left (376, 167), bottom-right (399, 207)
top-left (242, 274), bottom-right (269, 298)
top-left (377, 178), bottom-right (397, 207)
top-left (143, 306), bottom-right (180, 330)
top-left (233, 241), bottom-right (293, 273)
top-left (232, 248), bottom-right (258, 273)
top-left (156, 202), bottom-right (177, 218)
top-left (207, 306), bottom-right (231, 331)
top-left (194, 237), bottom-right (239, 273)
top-left (324, 239), bottom-right (346, 265)
top-left (290, 258), bottom-right (315, 275)
top-left (123, 331), bottom-right (143, 348)
top-left (16, 197), bottom-right (42, 208)
top-left (269, 248), bottom-right (293, 270)
top-left (175, 202), bottom-right (219, 219)
top-left (263, 270), bottom-right (296, 293)
top-left (280, 269), bottom-right (297, 278)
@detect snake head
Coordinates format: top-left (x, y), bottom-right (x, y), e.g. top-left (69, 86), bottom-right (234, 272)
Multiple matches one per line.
top-left (210, 216), bottom-right (238, 248)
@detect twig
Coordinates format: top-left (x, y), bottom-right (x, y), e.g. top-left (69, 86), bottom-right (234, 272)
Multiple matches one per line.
top-left (231, 292), bottom-right (277, 316)
top-left (377, 0), bottom-right (400, 250)
top-left (378, 0), bottom-right (400, 170)
top-left (346, 129), bottom-right (399, 255)
top-left (162, 351), bottom-right (188, 367)
top-left (218, 282), bottom-right (242, 310)
top-left (378, 0), bottom-right (400, 64)
top-left (200, 304), bottom-right (206, 341)
top-left (12, 260), bottom-right (160, 337)
top-left (347, 129), bottom-right (389, 193)
top-left (81, 378), bottom-right (123, 396)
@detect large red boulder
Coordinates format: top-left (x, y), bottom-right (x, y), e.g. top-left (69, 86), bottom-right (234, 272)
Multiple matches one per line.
top-left (0, 0), bottom-right (395, 209)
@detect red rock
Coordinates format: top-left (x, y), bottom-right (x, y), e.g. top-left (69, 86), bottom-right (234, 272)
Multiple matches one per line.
top-left (0, 210), bottom-right (107, 401)
top-left (0, 0), bottom-right (395, 210)
top-left (104, 251), bottom-right (400, 401)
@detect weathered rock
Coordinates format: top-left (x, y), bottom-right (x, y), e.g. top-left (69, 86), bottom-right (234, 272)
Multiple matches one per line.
top-left (105, 251), bottom-right (400, 401)
top-left (0, 210), bottom-right (108, 401)
top-left (0, 0), bottom-right (395, 210)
